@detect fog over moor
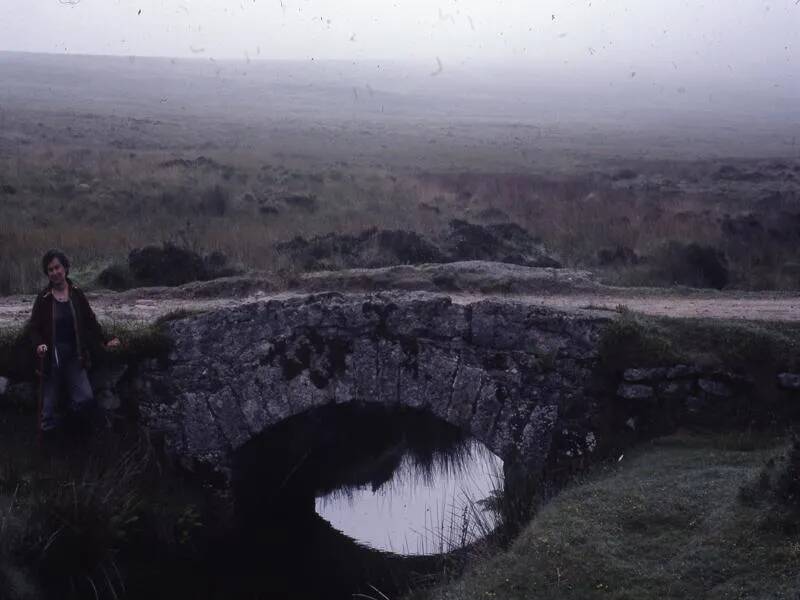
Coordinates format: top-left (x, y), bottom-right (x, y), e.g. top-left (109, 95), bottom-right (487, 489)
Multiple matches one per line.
top-left (0, 1), bottom-right (798, 158)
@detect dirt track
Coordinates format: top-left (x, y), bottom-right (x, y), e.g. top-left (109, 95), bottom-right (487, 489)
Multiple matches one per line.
top-left (2, 287), bottom-right (800, 329)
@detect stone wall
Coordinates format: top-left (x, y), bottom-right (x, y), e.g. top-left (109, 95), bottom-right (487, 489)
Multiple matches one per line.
top-left (617, 366), bottom-right (800, 435)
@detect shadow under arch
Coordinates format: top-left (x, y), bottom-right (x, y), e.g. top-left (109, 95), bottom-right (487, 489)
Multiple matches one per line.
top-left (228, 402), bottom-right (503, 599)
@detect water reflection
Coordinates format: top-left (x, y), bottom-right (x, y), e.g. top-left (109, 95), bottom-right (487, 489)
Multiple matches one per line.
top-left (231, 404), bottom-right (507, 598)
top-left (316, 439), bottom-right (503, 555)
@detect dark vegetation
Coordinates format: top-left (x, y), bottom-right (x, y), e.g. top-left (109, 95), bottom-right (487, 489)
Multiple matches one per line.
top-left (0, 395), bottom-right (503, 599)
top-left (408, 433), bottom-right (800, 600)
top-left (98, 243), bottom-right (241, 290)
top-left (275, 219), bottom-right (559, 273)
top-left (647, 241), bottom-right (729, 289)
top-left (0, 420), bottom-right (229, 600)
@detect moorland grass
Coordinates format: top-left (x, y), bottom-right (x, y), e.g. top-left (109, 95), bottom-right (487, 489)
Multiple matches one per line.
top-left (0, 418), bottom-right (223, 600)
top-left (2, 139), bottom-right (799, 294)
top-left (599, 309), bottom-right (800, 374)
top-left (407, 432), bottom-right (800, 600)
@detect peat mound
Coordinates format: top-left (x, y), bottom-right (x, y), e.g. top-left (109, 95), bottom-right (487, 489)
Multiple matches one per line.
top-left (276, 221), bottom-right (561, 272)
top-left (97, 244), bottom-right (243, 290)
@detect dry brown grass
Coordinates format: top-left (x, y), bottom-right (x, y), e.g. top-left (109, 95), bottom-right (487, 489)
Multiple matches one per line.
top-left (2, 130), bottom-right (799, 294)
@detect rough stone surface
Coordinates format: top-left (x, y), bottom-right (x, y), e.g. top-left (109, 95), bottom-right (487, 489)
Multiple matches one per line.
top-left (617, 383), bottom-right (655, 400)
top-left (623, 368), bottom-right (667, 383)
top-left (666, 365), bottom-right (702, 379)
top-left (778, 373), bottom-right (800, 391)
top-left (75, 291), bottom-right (794, 488)
top-left (133, 292), bottom-right (607, 479)
top-left (698, 378), bottom-right (733, 398)
top-left (655, 380), bottom-right (693, 400)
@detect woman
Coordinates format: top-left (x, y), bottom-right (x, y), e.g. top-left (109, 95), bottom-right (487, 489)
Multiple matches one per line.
top-left (29, 249), bottom-right (120, 436)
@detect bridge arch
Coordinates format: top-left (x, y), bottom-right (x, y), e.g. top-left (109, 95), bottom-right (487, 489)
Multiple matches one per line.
top-left (137, 292), bottom-right (604, 482)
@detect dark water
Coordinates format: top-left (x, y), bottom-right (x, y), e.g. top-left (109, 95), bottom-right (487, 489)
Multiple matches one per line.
top-left (229, 403), bottom-right (504, 600)
top-left (316, 439), bottom-right (502, 556)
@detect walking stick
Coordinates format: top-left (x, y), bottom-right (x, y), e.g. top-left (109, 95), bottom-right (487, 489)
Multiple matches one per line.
top-left (36, 353), bottom-right (44, 448)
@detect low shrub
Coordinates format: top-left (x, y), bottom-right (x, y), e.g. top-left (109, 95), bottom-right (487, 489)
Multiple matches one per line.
top-left (128, 243), bottom-right (206, 287)
top-left (96, 262), bottom-right (134, 291)
top-left (649, 241), bottom-right (729, 289)
top-left (200, 185), bottom-right (229, 216)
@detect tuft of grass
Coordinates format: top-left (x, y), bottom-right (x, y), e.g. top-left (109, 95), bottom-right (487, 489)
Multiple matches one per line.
top-left (408, 432), bottom-right (798, 600)
top-left (0, 422), bottom-right (224, 600)
top-left (19, 438), bottom-right (152, 599)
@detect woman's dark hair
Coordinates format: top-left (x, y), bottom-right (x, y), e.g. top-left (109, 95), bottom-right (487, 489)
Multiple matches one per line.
top-left (41, 249), bottom-right (70, 275)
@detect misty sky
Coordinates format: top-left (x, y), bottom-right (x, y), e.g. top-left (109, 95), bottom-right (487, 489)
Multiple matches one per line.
top-left (1, 1), bottom-right (798, 82)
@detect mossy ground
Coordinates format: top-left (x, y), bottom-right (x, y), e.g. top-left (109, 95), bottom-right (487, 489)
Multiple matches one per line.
top-left (599, 309), bottom-right (800, 373)
top-left (408, 432), bottom-right (799, 600)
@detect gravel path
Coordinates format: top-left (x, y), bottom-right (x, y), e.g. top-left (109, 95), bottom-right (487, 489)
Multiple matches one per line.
top-left (2, 287), bottom-right (800, 329)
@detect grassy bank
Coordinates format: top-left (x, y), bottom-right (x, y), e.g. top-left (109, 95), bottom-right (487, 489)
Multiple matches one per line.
top-left (408, 432), bottom-right (799, 600)
top-left (598, 309), bottom-right (800, 374)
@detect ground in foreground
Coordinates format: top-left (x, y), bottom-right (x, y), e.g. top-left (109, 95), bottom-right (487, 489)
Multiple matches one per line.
top-left (410, 432), bottom-right (799, 600)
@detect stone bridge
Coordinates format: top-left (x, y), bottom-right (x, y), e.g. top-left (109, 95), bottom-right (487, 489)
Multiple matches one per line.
top-left (136, 292), bottom-right (608, 480)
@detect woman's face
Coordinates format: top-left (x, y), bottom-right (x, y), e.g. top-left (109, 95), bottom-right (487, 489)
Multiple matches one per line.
top-left (46, 258), bottom-right (67, 287)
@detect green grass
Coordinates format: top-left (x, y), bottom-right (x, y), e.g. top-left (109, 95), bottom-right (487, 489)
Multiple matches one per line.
top-left (599, 310), bottom-right (800, 374)
top-left (408, 432), bottom-right (799, 600)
